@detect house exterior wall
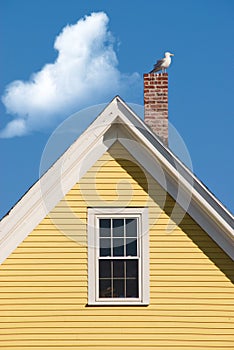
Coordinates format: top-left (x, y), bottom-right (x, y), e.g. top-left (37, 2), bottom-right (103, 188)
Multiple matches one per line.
top-left (0, 142), bottom-right (233, 350)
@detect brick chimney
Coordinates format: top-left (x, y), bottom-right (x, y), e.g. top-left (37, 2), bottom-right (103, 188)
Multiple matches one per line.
top-left (144, 72), bottom-right (168, 146)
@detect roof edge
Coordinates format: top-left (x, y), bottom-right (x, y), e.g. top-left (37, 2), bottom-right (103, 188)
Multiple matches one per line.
top-left (0, 96), bottom-right (233, 263)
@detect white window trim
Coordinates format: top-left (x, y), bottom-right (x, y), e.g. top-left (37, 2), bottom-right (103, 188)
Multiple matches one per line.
top-left (88, 207), bottom-right (149, 306)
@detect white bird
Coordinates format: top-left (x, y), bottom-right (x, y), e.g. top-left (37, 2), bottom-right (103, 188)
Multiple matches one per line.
top-left (150, 52), bottom-right (174, 73)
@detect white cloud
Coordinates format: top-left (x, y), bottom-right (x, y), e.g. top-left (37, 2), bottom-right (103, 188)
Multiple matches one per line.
top-left (0, 119), bottom-right (27, 138)
top-left (0, 12), bottom-right (139, 138)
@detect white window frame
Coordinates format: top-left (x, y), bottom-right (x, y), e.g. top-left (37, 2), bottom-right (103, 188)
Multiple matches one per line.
top-left (88, 207), bottom-right (149, 306)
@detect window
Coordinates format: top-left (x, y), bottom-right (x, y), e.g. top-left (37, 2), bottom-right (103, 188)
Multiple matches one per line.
top-left (88, 208), bottom-right (149, 305)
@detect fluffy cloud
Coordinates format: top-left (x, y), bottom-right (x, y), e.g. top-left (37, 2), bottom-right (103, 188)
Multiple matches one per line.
top-left (0, 12), bottom-right (139, 138)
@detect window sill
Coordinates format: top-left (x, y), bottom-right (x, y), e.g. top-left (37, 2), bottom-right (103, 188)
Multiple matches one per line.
top-left (87, 301), bottom-right (149, 307)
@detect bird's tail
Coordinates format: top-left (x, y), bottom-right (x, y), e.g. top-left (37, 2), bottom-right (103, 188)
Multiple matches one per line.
top-left (149, 67), bottom-right (160, 74)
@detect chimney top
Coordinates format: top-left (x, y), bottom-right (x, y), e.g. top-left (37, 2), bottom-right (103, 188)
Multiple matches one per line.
top-left (144, 72), bottom-right (168, 146)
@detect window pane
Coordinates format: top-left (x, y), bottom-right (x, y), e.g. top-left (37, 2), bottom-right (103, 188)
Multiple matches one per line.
top-left (113, 219), bottom-right (124, 237)
top-left (113, 279), bottom-right (125, 298)
top-left (100, 238), bottom-right (111, 256)
top-left (99, 279), bottom-right (112, 298)
top-left (126, 260), bottom-right (138, 277)
top-left (126, 279), bottom-right (138, 298)
top-left (99, 260), bottom-right (111, 278)
top-left (126, 218), bottom-right (137, 237)
top-left (113, 238), bottom-right (124, 256)
top-left (126, 238), bottom-right (137, 256)
top-left (100, 219), bottom-right (111, 237)
top-left (98, 216), bottom-right (141, 300)
top-left (113, 260), bottom-right (124, 277)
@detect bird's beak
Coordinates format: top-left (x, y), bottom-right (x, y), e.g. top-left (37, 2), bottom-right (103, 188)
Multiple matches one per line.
top-left (170, 53), bottom-right (174, 56)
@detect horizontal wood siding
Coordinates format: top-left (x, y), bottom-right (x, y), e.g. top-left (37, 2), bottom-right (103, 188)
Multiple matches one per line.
top-left (0, 142), bottom-right (234, 349)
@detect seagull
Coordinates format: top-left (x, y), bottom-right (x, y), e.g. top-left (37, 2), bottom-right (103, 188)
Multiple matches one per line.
top-left (150, 52), bottom-right (174, 73)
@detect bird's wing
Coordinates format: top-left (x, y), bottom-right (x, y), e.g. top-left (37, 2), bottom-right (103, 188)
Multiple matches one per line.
top-left (150, 58), bottom-right (165, 73)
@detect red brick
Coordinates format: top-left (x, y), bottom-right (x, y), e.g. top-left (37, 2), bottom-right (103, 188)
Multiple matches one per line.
top-left (144, 72), bottom-right (168, 146)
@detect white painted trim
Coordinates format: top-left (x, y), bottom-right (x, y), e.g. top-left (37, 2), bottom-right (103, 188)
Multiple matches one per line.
top-left (110, 133), bottom-right (233, 258)
top-left (0, 115), bottom-right (118, 264)
top-left (0, 95), bottom-right (233, 264)
top-left (105, 105), bottom-right (234, 259)
top-left (88, 207), bottom-right (149, 306)
top-left (116, 98), bottom-right (233, 228)
top-left (116, 132), bottom-right (234, 259)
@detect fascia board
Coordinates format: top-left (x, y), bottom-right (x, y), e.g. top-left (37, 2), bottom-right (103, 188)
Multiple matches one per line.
top-left (0, 136), bottom-right (115, 265)
top-left (112, 119), bottom-right (234, 259)
top-left (116, 97), bottom-right (233, 225)
top-left (0, 100), bottom-right (121, 265)
top-left (0, 95), bottom-right (233, 263)
top-left (117, 134), bottom-right (234, 259)
top-left (114, 100), bottom-right (233, 234)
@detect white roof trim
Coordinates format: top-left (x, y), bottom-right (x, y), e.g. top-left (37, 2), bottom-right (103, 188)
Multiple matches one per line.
top-left (0, 96), bottom-right (233, 264)
top-left (0, 98), bottom-right (120, 264)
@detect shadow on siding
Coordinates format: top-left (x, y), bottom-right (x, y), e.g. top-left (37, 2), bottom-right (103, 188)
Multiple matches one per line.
top-left (112, 154), bottom-right (234, 285)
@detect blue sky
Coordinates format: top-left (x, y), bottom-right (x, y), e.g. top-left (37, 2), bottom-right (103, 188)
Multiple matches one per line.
top-left (1, 0), bottom-right (234, 218)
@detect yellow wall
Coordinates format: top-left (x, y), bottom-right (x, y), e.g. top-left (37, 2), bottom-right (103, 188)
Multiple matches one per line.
top-left (0, 142), bottom-right (234, 350)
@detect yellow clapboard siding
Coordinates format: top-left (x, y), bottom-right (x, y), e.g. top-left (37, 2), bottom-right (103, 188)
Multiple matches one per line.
top-left (1, 348), bottom-right (234, 350)
top-left (0, 339), bottom-right (234, 348)
top-left (1, 298), bottom-right (233, 305)
top-left (0, 303), bottom-right (233, 311)
top-left (149, 239), bottom-right (222, 245)
top-left (0, 265), bottom-right (87, 271)
top-left (9, 252), bottom-right (87, 258)
top-left (0, 280), bottom-right (88, 287)
top-left (0, 269), bottom-right (88, 275)
top-left (3, 334), bottom-right (234, 345)
top-left (11, 245), bottom-right (227, 255)
top-left (1, 348), bottom-right (233, 350)
top-left (2, 263), bottom-right (232, 271)
top-left (0, 316), bottom-right (234, 324)
top-left (14, 247), bottom-right (87, 253)
top-left (36, 218), bottom-right (86, 225)
top-left (0, 142), bottom-right (234, 350)
top-left (8, 252), bottom-right (227, 259)
top-left (1, 333), bottom-right (234, 341)
top-left (150, 262), bottom-right (233, 269)
top-left (0, 274), bottom-right (232, 282)
top-left (18, 238), bottom-right (84, 244)
top-left (0, 320), bottom-right (233, 329)
top-left (0, 293), bottom-right (234, 301)
top-left (81, 173), bottom-right (147, 178)
top-left (1, 257), bottom-right (87, 263)
top-left (1, 331), bottom-right (234, 342)
top-left (1, 309), bottom-right (234, 318)
top-left (67, 189), bottom-right (161, 196)
top-left (0, 282), bottom-right (233, 290)
top-left (0, 328), bottom-right (234, 336)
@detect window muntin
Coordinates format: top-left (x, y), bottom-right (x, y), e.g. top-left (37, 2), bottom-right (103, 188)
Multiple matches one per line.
top-left (88, 208), bottom-right (149, 305)
top-left (98, 218), bottom-right (139, 299)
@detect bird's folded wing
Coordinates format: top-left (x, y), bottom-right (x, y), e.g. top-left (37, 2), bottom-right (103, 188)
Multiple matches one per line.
top-left (154, 59), bottom-right (164, 69)
top-left (149, 59), bottom-right (165, 73)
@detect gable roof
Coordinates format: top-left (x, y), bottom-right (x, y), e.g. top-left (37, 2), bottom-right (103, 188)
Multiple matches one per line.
top-left (0, 96), bottom-right (233, 263)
